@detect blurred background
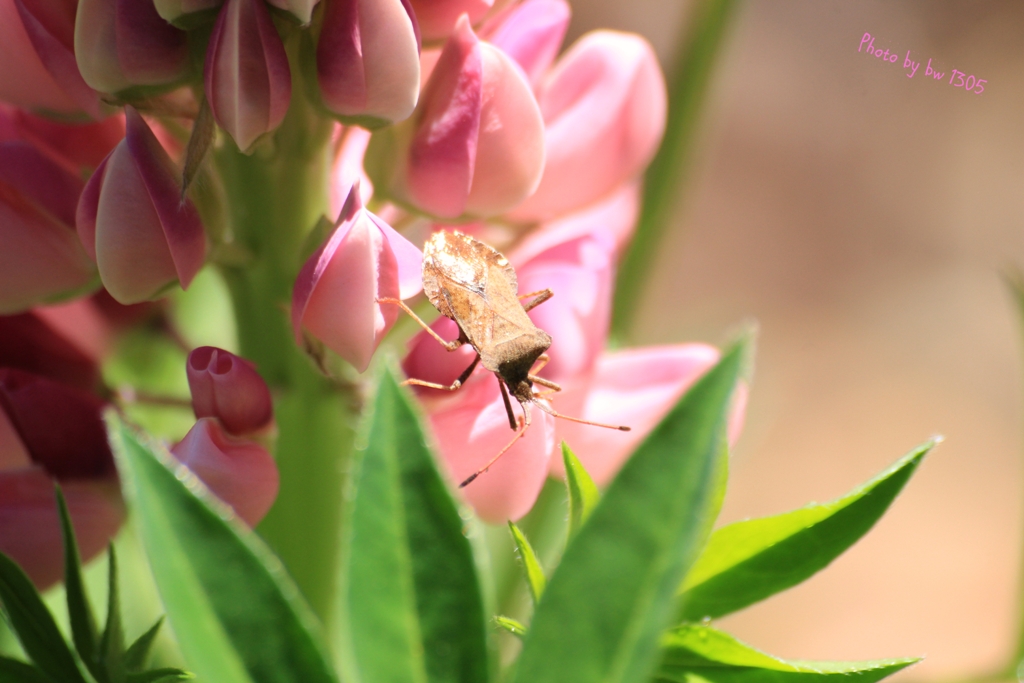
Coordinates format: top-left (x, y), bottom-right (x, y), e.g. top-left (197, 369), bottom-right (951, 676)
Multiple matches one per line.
top-left (569, 0), bottom-right (1024, 679)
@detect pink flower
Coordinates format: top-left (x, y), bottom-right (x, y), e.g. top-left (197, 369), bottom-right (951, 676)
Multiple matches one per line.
top-left (74, 0), bottom-right (190, 95)
top-left (407, 0), bottom-right (492, 42)
top-left (0, 299), bottom-right (112, 391)
top-left (292, 185), bottom-right (422, 372)
top-left (550, 345), bottom-right (747, 486)
top-left (316, 0), bottom-right (420, 125)
top-left (0, 368), bottom-right (122, 588)
top-left (508, 30), bottom-right (667, 222)
top-left (365, 16), bottom-right (544, 219)
top-left (426, 375), bottom-right (555, 522)
top-left (187, 346), bottom-right (273, 436)
top-left (0, 139), bottom-right (97, 314)
top-left (204, 0), bottom-right (292, 152)
top-left (0, 0), bottom-right (102, 117)
top-left (484, 0), bottom-right (569, 87)
top-left (0, 104), bottom-right (125, 171)
top-left (171, 417), bottom-right (279, 526)
top-left (76, 107), bottom-right (206, 305)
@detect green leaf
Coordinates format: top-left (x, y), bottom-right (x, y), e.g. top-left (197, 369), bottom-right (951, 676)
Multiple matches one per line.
top-left (562, 443), bottom-right (599, 538)
top-left (107, 412), bottom-right (338, 683)
top-left (612, 0), bottom-right (741, 335)
top-left (655, 625), bottom-right (918, 682)
top-left (56, 486), bottom-right (99, 676)
top-left (124, 618), bottom-right (163, 672)
top-left (508, 522), bottom-right (546, 605)
top-left (513, 340), bottom-right (746, 683)
top-left (335, 369), bottom-right (489, 683)
top-left (493, 617), bottom-right (527, 639)
top-left (125, 668), bottom-right (194, 683)
top-left (679, 442), bottom-right (933, 621)
top-left (100, 545), bottom-right (124, 682)
top-left (0, 551), bottom-right (87, 683)
top-left (0, 656), bottom-right (55, 683)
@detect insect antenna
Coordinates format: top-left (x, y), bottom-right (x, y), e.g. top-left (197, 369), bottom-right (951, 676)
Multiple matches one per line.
top-left (533, 400), bottom-right (631, 432)
top-left (459, 414), bottom-right (530, 488)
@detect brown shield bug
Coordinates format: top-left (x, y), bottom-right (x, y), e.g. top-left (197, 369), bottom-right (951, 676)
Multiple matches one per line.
top-left (380, 230), bottom-right (628, 487)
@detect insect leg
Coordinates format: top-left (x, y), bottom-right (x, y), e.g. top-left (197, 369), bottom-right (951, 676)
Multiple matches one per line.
top-left (498, 376), bottom-right (518, 431)
top-left (401, 354), bottom-right (481, 391)
top-left (459, 414), bottom-right (529, 488)
top-left (529, 375), bottom-right (561, 392)
top-left (377, 297), bottom-right (463, 351)
top-left (530, 353), bottom-right (552, 374)
top-left (519, 289), bottom-right (554, 312)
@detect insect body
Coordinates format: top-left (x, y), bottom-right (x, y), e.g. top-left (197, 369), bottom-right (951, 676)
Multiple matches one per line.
top-left (380, 230), bottom-right (628, 487)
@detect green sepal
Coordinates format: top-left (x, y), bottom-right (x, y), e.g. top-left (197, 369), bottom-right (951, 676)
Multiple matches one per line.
top-left (56, 486), bottom-right (99, 677)
top-left (562, 443), bottom-right (599, 539)
top-left (680, 441), bottom-right (933, 621)
top-left (508, 522), bottom-right (546, 605)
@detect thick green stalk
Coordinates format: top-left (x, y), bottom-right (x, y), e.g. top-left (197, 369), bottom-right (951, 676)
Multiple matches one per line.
top-left (211, 31), bottom-right (353, 626)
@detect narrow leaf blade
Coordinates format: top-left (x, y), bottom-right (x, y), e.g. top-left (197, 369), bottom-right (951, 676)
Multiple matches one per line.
top-left (56, 486), bottom-right (99, 674)
top-left (108, 412), bottom-right (337, 683)
top-left (513, 340), bottom-right (746, 683)
top-left (124, 618), bottom-right (164, 672)
top-left (680, 442), bottom-right (933, 621)
top-left (508, 522), bottom-right (546, 605)
top-left (0, 551), bottom-right (87, 683)
top-left (336, 369), bottom-right (489, 683)
top-left (562, 443), bottom-right (599, 538)
top-left (656, 625), bottom-right (918, 682)
top-left (494, 617), bottom-right (527, 639)
top-left (0, 655), bottom-right (56, 683)
top-left (99, 545), bottom-right (124, 681)
top-left (125, 668), bottom-right (194, 683)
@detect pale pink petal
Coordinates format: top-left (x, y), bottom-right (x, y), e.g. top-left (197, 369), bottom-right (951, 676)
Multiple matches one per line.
top-left (373, 215), bottom-right (424, 299)
top-left (401, 315), bottom-right (478, 395)
top-left (509, 31), bottom-right (666, 221)
top-left (485, 0), bottom-right (570, 87)
top-left (429, 375), bottom-right (554, 522)
top-left (171, 418), bottom-right (279, 526)
top-left (187, 347), bottom-right (273, 436)
top-left (328, 126), bottom-right (373, 218)
top-left (408, 0), bottom-right (493, 41)
top-left (551, 344), bottom-right (724, 485)
top-left (0, 0), bottom-right (83, 114)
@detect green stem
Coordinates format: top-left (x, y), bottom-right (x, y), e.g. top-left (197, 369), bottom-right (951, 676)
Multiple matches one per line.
top-left (1008, 272), bottom-right (1024, 675)
top-left (210, 27), bottom-right (354, 627)
top-left (610, 0), bottom-right (740, 339)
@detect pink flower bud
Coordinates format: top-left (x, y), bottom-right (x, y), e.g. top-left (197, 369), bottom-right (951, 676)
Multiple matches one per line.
top-left (316, 0), bottom-right (420, 125)
top-left (366, 16), bottom-right (544, 219)
top-left (0, 299), bottom-right (111, 391)
top-left (0, 469), bottom-right (123, 588)
top-left (484, 0), bottom-right (569, 87)
top-left (292, 186), bottom-right (422, 372)
top-left (74, 0), bottom-right (189, 95)
top-left (266, 0), bottom-right (319, 24)
top-left (0, 141), bottom-right (97, 314)
top-left (187, 346), bottom-right (273, 436)
top-left (508, 31), bottom-right (667, 222)
top-left (427, 375), bottom-right (555, 522)
top-left (77, 107), bottom-right (206, 304)
top-left (550, 345), bottom-right (747, 486)
top-left (204, 0), bottom-right (292, 152)
top-left (407, 0), bottom-right (492, 42)
top-left (401, 314), bottom-right (478, 395)
top-left (0, 0), bottom-right (103, 117)
top-left (171, 418), bottom-right (279, 526)
top-left (153, 0), bottom-right (223, 23)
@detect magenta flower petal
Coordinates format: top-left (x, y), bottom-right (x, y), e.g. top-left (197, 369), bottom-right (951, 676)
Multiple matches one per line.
top-left (75, 0), bottom-right (188, 94)
top-left (509, 30), bottom-right (666, 221)
top-left (205, 0), bottom-right (292, 152)
top-left (187, 346), bottom-right (273, 436)
top-left (171, 417), bottom-right (279, 527)
top-left (2, 106), bottom-right (125, 171)
top-left (0, 469), bottom-right (123, 588)
top-left (293, 190), bottom-right (423, 372)
top-left (316, 0), bottom-right (420, 124)
top-left (485, 0), bottom-right (570, 87)
top-left (428, 376), bottom-right (554, 522)
top-left (0, 368), bottom-right (114, 479)
top-left (408, 0), bottom-right (493, 42)
top-left (79, 108), bottom-right (206, 304)
top-left (551, 344), bottom-right (745, 486)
